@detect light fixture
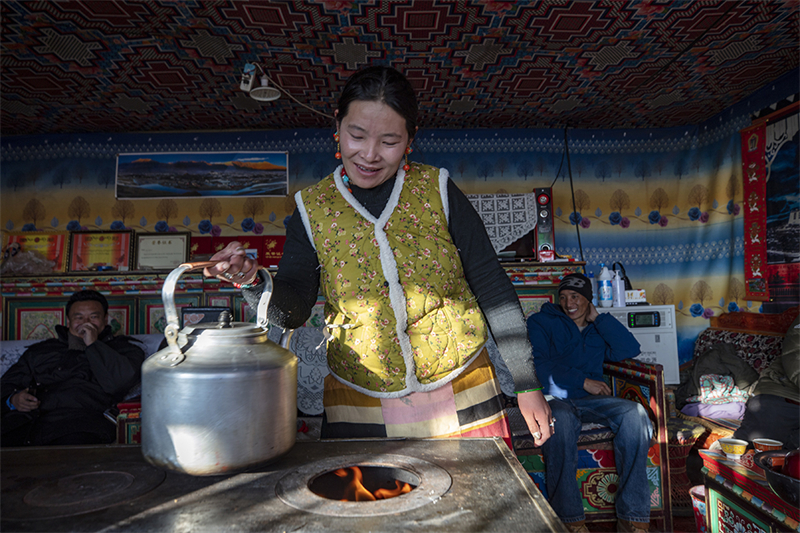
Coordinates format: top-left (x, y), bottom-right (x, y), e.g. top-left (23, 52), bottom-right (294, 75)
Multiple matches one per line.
top-left (250, 74), bottom-right (281, 102)
top-left (240, 62), bottom-right (280, 102)
top-left (238, 62), bottom-right (332, 118)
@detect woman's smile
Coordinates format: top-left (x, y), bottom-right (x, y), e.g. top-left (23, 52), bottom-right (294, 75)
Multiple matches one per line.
top-left (337, 100), bottom-right (411, 189)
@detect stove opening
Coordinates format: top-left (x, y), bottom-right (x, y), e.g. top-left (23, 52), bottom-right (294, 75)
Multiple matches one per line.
top-left (309, 465), bottom-right (419, 502)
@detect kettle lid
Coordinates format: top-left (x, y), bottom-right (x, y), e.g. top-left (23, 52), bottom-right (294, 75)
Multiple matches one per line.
top-left (182, 309), bottom-right (268, 339)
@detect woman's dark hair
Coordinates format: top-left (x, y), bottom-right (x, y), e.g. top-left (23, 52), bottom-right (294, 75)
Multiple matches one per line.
top-left (336, 66), bottom-right (418, 140)
top-left (66, 289), bottom-right (109, 316)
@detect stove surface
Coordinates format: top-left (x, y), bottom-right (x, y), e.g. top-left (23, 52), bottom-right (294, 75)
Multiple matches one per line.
top-left (2, 437), bottom-right (565, 532)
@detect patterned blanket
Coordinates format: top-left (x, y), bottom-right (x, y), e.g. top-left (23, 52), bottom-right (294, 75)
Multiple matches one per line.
top-left (685, 373), bottom-right (751, 405)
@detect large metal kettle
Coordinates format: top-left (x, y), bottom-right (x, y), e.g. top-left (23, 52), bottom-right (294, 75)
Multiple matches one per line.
top-left (141, 262), bottom-right (297, 476)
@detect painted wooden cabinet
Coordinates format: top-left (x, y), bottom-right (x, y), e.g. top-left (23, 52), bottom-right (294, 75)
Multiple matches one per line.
top-left (1, 261), bottom-right (584, 340)
top-left (2, 273), bottom-right (229, 339)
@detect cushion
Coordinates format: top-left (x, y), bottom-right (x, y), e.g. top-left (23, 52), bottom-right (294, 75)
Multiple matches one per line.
top-left (693, 329), bottom-right (783, 374)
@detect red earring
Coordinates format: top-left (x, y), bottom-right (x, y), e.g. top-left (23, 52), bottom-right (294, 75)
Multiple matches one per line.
top-left (402, 146), bottom-right (412, 172)
top-left (334, 133), bottom-right (341, 159)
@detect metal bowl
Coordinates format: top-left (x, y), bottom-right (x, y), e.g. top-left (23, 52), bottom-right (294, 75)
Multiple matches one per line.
top-left (754, 451), bottom-right (800, 507)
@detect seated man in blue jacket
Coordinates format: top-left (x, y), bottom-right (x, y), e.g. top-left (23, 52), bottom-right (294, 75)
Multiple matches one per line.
top-left (1, 290), bottom-right (145, 446)
top-left (527, 273), bottom-right (652, 533)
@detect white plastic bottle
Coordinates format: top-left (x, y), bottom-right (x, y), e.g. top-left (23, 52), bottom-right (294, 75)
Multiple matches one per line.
top-left (588, 271), bottom-right (598, 306)
top-left (598, 264), bottom-right (613, 308)
top-left (612, 270), bottom-right (626, 307)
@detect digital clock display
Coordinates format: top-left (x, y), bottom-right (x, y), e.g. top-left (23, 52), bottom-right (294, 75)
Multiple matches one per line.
top-left (628, 311), bottom-right (659, 328)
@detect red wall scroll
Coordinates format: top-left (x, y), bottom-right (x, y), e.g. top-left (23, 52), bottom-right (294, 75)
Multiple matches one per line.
top-left (740, 123), bottom-right (768, 301)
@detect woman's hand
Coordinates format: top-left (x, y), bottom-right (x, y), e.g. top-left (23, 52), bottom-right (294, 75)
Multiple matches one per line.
top-left (203, 242), bottom-right (261, 286)
top-left (11, 388), bottom-right (40, 412)
top-left (517, 390), bottom-right (553, 447)
top-left (583, 378), bottom-right (611, 395)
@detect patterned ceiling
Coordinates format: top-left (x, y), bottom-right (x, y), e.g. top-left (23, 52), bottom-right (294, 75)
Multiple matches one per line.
top-left (1, 0), bottom-right (798, 137)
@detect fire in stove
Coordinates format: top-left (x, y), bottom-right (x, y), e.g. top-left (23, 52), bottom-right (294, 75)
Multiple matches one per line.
top-left (310, 465), bottom-right (417, 501)
top-left (277, 453), bottom-right (453, 517)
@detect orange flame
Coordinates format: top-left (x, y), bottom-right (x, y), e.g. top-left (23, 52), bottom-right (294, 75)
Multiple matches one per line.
top-left (333, 466), bottom-right (412, 501)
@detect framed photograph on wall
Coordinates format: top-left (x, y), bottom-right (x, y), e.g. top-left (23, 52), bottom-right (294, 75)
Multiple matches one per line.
top-left (68, 230), bottom-right (133, 272)
top-left (115, 151), bottom-right (289, 199)
top-left (134, 232), bottom-right (190, 271)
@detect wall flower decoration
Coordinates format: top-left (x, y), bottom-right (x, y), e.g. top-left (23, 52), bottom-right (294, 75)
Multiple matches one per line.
top-left (690, 303), bottom-right (704, 317)
top-left (658, 216), bottom-right (668, 227)
top-left (648, 210), bottom-right (661, 224)
top-left (241, 217), bottom-right (255, 232)
top-left (620, 217), bottom-right (630, 228)
top-left (688, 207), bottom-right (701, 221)
top-left (609, 211), bottom-right (622, 225)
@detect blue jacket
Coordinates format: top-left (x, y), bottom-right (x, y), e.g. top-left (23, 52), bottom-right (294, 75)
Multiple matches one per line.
top-left (527, 302), bottom-right (641, 399)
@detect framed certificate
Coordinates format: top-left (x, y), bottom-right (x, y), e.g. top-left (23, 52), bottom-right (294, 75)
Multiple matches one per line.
top-left (134, 232), bottom-right (190, 271)
top-left (3, 231), bottom-right (70, 273)
top-left (68, 230), bottom-right (133, 272)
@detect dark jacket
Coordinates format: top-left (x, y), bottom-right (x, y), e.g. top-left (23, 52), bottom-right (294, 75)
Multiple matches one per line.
top-left (1, 325), bottom-right (145, 444)
top-left (754, 315), bottom-right (800, 401)
top-left (527, 303), bottom-right (641, 399)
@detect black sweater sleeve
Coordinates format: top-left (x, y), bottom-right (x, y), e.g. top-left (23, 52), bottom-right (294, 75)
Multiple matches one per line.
top-left (446, 179), bottom-right (542, 393)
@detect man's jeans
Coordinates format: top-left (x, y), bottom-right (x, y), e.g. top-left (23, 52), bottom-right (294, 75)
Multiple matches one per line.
top-left (541, 395), bottom-right (653, 524)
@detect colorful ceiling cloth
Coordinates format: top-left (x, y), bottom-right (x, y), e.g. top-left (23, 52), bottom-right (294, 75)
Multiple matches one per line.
top-left (1, 0), bottom-right (798, 136)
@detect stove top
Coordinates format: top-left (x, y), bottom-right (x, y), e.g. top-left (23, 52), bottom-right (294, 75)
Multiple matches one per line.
top-left (2, 438), bottom-right (564, 532)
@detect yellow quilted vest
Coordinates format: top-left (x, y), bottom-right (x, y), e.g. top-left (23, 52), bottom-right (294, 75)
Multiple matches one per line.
top-left (296, 163), bottom-right (488, 397)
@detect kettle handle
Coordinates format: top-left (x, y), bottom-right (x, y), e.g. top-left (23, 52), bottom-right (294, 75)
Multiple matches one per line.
top-left (161, 262), bottom-right (274, 359)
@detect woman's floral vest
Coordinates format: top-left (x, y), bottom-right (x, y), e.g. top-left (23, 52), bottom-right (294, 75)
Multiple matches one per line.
top-left (295, 163), bottom-right (488, 398)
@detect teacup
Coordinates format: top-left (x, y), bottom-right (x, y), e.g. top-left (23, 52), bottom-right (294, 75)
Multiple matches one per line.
top-left (754, 439), bottom-right (786, 467)
top-left (719, 438), bottom-right (748, 460)
top-left (753, 438), bottom-right (783, 453)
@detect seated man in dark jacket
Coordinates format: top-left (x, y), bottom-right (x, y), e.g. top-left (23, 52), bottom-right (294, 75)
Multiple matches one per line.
top-left (527, 274), bottom-right (652, 533)
top-left (1, 290), bottom-right (145, 446)
top-left (733, 314), bottom-right (799, 449)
